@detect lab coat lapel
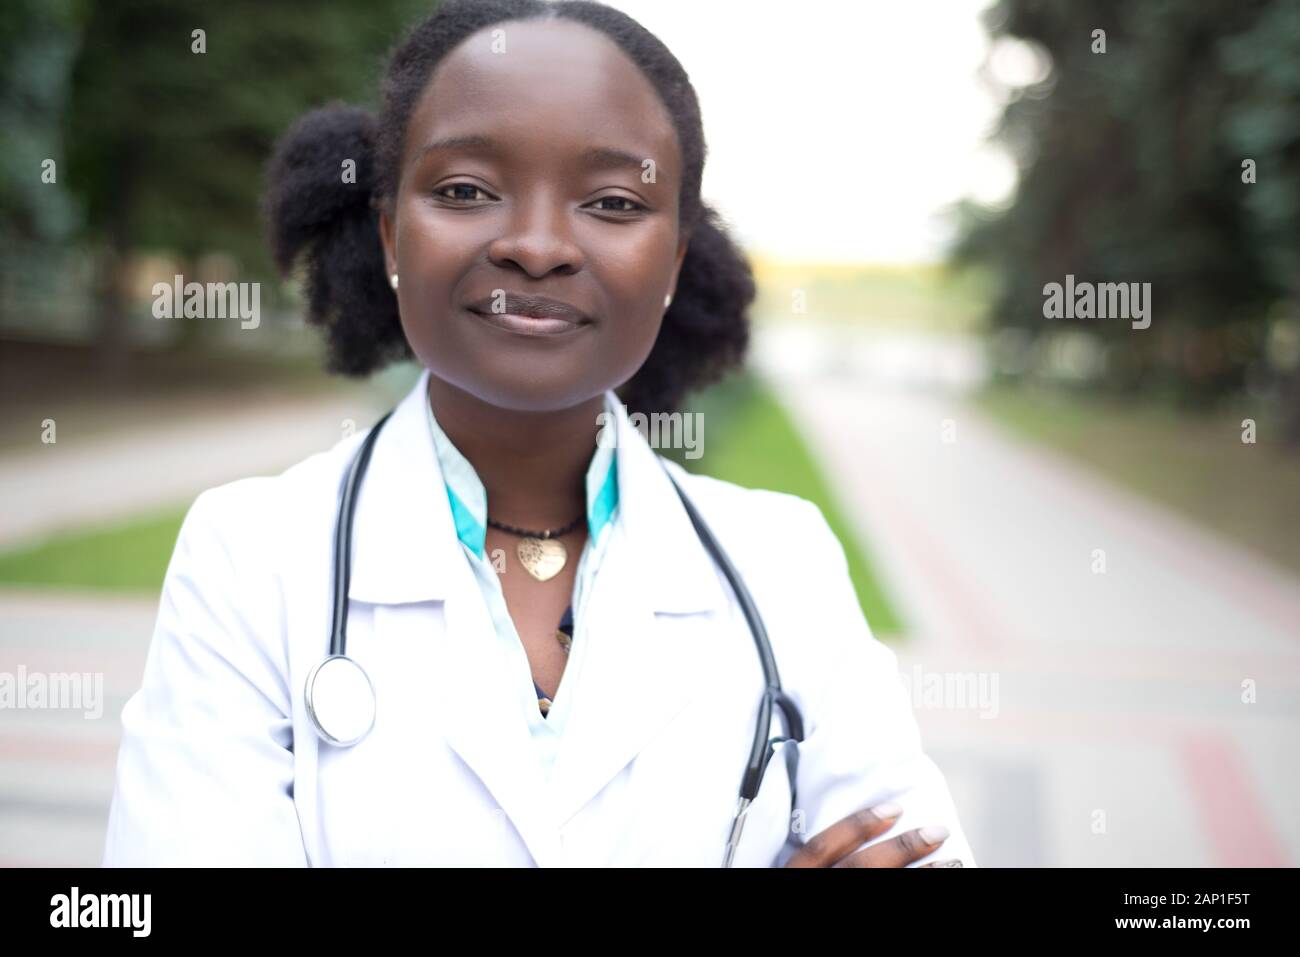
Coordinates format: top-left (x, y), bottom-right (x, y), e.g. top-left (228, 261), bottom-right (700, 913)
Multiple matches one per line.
top-left (347, 371), bottom-right (562, 866)
top-left (548, 395), bottom-right (730, 828)
top-left (437, 560), bottom-right (564, 867)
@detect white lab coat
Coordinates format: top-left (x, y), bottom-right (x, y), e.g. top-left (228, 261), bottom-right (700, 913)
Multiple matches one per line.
top-left (102, 370), bottom-right (976, 868)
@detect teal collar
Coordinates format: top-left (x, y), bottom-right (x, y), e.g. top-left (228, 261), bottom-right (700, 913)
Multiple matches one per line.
top-left (425, 394), bottom-right (620, 560)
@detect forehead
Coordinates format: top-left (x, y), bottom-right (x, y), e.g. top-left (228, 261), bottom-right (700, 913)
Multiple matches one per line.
top-left (403, 18), bottom-right (680, 174)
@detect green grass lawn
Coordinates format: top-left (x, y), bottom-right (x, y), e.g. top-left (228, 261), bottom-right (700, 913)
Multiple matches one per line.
top-left (0, 368), bottom-right (905, 636)
top-left (975, 384), bottom-right (1300, 577)
top-left (0, 503), bottom-right (190, 593)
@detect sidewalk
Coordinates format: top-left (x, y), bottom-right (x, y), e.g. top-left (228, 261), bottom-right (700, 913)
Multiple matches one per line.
top-left (0, 590), bottom-right (157, 866)
top-left (0, 389), bottom-right (386, 550)
top-left (754, 322), bottom-right (1300, 866)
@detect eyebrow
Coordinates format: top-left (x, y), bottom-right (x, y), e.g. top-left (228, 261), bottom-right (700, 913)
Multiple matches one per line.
top-left (415, 134), bottom-right (652, 174)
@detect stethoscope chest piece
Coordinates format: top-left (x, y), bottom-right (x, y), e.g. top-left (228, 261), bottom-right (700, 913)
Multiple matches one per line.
top-left (305, 654), bottom-right (376, 747)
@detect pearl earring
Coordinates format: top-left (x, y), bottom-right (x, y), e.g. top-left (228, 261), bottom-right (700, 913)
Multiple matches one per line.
top-left (390, 274), bottom-right (399, 290)
top-left (664, 293), bottom-right (672, 309)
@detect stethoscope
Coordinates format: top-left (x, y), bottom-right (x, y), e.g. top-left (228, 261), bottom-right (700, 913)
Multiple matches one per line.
top-left (304, 407), bottom-right (805, 867)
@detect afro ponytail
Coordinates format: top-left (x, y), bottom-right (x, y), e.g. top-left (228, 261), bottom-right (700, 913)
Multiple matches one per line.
top-left (262, 102), bottom-right (412, 376)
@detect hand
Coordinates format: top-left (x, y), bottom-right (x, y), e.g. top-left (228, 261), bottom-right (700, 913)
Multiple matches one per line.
top-left (782, 801), bottom-right (962, 867)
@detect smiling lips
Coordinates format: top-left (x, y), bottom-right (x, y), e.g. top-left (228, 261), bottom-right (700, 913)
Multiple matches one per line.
top-left (466, 293), bottom-right (592, 337)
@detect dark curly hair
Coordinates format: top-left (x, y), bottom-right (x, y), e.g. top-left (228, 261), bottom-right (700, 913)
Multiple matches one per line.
top-left (261, 0), bottom-right (754, 415)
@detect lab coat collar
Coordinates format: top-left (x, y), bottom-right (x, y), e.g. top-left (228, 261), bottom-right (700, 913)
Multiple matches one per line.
top-left (425, 390), bottom-right (621, 560)
top-left (348, 369), bottom-right (728, 615)
top-left (345, 371), bottom-right (460, 604)
top-left (602, 386), bottom-right (729, 614)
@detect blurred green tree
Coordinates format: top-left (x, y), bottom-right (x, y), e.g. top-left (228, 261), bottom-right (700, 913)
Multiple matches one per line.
top-left (0, 0), bottom-right (82, 324)
top-left (954, 0), bottom-right (1300, 437)
top-left (41, 0), bottom-right (431, 376)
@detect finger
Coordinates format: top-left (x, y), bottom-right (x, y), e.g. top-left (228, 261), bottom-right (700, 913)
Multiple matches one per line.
top-left (783, 801), bottom-right (904, 868)
top-left (920, 859), bottom-right (964, 868)
top-left (833, 825), bottom-right (950, 868)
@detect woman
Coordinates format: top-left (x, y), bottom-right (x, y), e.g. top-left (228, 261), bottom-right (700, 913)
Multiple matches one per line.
top-left (103, 0), bottom-right (976, 868)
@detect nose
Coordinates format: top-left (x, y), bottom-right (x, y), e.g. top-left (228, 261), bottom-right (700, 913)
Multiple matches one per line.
top-left (487, 189), bottom-right (585, 278)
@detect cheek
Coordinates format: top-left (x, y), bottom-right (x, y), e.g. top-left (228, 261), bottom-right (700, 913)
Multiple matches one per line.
top-left (588, 228), bottom-right (679, 342)
top-left (392, 204), bottom-right (479, 361)
top-left (592, 223), bottom-right (678, 300)
top-left (396, 203), bottom-right (475, 290)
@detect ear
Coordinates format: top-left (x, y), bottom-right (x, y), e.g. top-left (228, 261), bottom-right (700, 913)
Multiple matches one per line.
top-left (668, 234), bottom-right (689, 300)
top-left (378, 203), bottom-right (396, 276)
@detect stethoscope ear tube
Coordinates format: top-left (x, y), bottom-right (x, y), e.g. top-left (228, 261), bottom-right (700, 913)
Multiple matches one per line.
top-left (659, 462), bottom-right (806, 813)
top-left (330, 410), bottom-right (394, 658)
top-left (740, 691), bottom-right (776, 799)
top-left (740, 691), bottom-right (805, 803)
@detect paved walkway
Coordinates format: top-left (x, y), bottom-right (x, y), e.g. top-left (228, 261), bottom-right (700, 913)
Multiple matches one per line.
top-left (0, 389), bottom-right (386, 550)
top-left (0, 591), bottom-right (156, 866)
top-left (754, 323), bottom-right (1300, 866)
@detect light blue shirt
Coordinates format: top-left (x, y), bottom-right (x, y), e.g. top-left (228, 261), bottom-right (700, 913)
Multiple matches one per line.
top-left (424, 393), bottom-right (621, 783)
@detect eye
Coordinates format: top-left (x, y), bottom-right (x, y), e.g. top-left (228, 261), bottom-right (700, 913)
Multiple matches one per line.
top-left (587, 195), bottom-right (647, 214)
top-left (432, 182), bottom-right (494, 204)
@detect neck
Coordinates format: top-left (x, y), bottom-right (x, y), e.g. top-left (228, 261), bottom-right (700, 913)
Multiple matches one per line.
top-left (426, 374), bottom-right (605, 530)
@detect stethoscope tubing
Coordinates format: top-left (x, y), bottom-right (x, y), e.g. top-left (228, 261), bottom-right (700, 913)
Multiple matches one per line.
top-left (329, 409), bottom-right (394, 658)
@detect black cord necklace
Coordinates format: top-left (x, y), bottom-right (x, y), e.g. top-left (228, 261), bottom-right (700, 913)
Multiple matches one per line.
top-left (486, 513), bottom-right (584, 582)
top-left (486, 514), bottom-right (584, 539)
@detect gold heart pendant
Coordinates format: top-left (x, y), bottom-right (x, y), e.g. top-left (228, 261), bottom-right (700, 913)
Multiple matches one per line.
top-left (517, 537), bottom-right (567, 581)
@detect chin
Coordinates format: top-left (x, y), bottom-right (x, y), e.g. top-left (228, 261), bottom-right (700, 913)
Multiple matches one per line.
top-left (428, 360), bottom-right (611, 414)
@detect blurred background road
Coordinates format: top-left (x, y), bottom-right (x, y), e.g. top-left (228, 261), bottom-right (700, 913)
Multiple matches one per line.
top-left (3, 0), bottom-right (1298, 866)
top-left (758, 324), bottom-right (1300, 867)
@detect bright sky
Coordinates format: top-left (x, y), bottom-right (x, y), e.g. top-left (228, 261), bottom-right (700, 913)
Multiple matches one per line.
top-left (606, 0), bottom-right (1019, 264)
